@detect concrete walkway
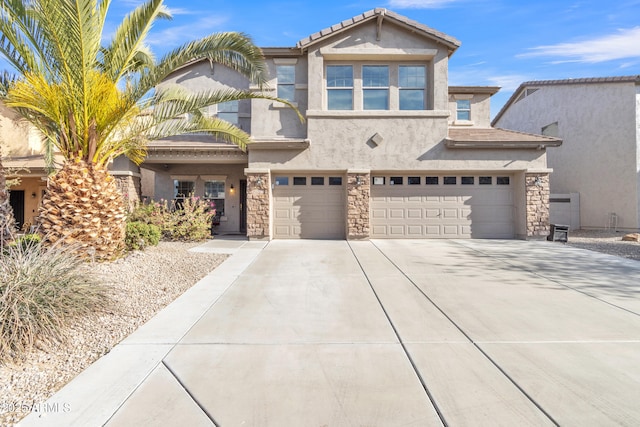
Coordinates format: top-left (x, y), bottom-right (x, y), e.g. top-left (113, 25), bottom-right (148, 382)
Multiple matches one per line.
top-left (20, 239), bottom-right (640, 426)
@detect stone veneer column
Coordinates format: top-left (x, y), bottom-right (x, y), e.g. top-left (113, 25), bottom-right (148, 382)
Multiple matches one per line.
top-left (347, 171), bottom-right (370, 239)
top-left (526, 173), bottom-right (550, 238)
top-left (113, 173), bottom-right (141, 211)
top-left (246, 171), bottom-right (270, 240)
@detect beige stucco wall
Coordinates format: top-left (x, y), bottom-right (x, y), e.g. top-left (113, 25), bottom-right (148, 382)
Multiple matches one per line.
top-left (8, 177), bottom-right (46, 227)
top-left (448, 93), bottom-right (493, 127)
top-left (495, 82), bottom-right (639, 230)
top-left (0, 103), bottom-right (42, 157)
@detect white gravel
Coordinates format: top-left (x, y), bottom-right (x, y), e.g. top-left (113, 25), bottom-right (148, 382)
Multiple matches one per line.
top-left (565, 229), bottom-right (640, 261)
top-left (0, 241), bottom-right (227, 426)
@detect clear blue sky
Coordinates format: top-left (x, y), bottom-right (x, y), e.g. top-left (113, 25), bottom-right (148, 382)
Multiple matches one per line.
top-left (61, 1), bottom-right (640, 118)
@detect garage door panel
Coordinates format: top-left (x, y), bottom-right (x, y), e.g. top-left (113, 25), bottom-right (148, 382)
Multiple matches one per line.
top-left (273, 175), bottom-right (345, 239)
top-left (370, 174), bottom-right (514, 239)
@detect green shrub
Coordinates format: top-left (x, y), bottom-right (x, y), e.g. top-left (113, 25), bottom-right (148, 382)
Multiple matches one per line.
top-left (10, 233), bottom-right (41, 252)
top-left (125, 221), bottom-right (161, 251)
top-left (0, 241), bottom-right (109, 363)
top-left (129, 197), bottom-right (214, 242)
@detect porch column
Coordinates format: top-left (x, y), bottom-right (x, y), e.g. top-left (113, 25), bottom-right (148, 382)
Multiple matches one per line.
top-left (246, 169), bottom-right (271, 240)
top-left (347, 170), bottom-right (370, 240)
top-left (526, 172), bottom-right (550, 238)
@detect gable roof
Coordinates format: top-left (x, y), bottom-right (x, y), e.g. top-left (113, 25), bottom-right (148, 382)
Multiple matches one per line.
top-left (296, 8), bottom-right (461, 54)
top-left (446, 128), bottom-right (562, 149)
top-left (492, 75), bottom-right (640, 125)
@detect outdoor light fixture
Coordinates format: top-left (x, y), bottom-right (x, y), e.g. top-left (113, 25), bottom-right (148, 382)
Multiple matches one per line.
top-left (230, 184), bottom-right (235, 194)
top-left (356, 176), bottom-right (364, 186)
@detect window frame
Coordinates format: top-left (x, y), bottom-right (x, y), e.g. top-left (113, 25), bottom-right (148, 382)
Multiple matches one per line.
top-left (399, 65), bottom-right (426, 110)
top-left (362, 65), bottom-right (389, 110)
top-left (456, 99), bottom-right (471, 121)
top-left (276, 64), bottom-right (296, 102)
top-left (327, 65), bottom-right (354, 110)
top-left (217, 100), bottom-right (239, 125)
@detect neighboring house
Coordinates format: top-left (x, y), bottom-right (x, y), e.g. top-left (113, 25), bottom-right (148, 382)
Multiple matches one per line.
top-left (137, 8), bottom-right (561, 240)
top-left (3, 8), bottom-right (561, 240)
top-left (0, 102), bottom-right (49, 231)
top-left (493, 76), bottom-right (640, 231)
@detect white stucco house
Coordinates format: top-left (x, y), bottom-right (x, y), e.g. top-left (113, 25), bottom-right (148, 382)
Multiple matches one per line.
top-left (493, 76), bottom-right (640, 231)
top-left (4, 8), bottom-right (561, 240)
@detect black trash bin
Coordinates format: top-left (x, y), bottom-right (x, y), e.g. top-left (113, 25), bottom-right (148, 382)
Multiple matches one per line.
top-left (547, 224), bottom-right (569, 242)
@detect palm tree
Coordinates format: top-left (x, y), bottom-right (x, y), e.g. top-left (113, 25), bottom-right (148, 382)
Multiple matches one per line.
top-left (0, 0), bottom-right (296, 260)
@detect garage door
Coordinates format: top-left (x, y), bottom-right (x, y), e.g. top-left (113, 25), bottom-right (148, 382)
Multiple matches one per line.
top-left (272, 174), bottom-right (345, 239)
top-left (370, 174), bottom-right (514, 238)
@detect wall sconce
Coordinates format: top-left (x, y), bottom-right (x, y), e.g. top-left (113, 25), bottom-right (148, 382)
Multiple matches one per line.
top-left (31, 192), bottom-right (37, 199)
top-left (256, 177), bottom-right (263, 186)
top-left (229, 184), bottom-right (235, 194)
top-left (356, 176), bottom-right (364, 186)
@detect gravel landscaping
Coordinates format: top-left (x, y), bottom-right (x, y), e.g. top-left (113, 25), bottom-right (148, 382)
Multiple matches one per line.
top-left (1, 230), bottom-right (638, 426)
top-left (565, 229), bottom-right (640, 261)
top-left (0, 241), bottom-right (227, 426)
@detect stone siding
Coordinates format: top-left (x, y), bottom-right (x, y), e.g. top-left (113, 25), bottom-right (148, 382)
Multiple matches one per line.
top-left (526, 173), bottom-right (550, 238)
top-left (247, 173), bottom-right (270, 239)
top-left (114, 174), bottom-right (141, 212)
top-left (347, 172), bottom-right (370, 239)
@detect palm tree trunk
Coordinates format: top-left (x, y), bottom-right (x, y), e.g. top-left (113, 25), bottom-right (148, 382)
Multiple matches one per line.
top-left (38, 159), bottom-right (126, 261)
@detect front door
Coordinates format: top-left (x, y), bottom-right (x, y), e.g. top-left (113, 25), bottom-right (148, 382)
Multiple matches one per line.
top-left (9, 190), bottom-right (25, 230)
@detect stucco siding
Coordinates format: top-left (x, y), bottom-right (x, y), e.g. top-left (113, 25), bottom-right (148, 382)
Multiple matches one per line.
top-left (496, 82), bottom-right (639, 230)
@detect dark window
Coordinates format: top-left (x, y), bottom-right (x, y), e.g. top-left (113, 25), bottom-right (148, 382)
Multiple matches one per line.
top-left (461, 176), bottom-right (474, 185)
top-left (479, 176), bottom-right (492, 185)
top-left (329, 177), bottom-right (343, 185)
top-left (311, 177), bottom-right (324, 185)
top-left (274, 176), bottom-right (289, 186)
top-left (444, 176), bottom-right (457, 185)
top-left (425, 176), bottom-right (439, 185)
top-left (293, 177), bottom-right (307, 185)
top-left (497, 176), bottom-right (510, 185)
top-left (390, 177), bottom-right (403, 185)
top-left (408, 176), bottom-right (421, 185)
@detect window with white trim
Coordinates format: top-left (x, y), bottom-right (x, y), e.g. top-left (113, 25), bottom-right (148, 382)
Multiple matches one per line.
top-left (327, 65), bottom-right (353, 110)
top-left (363, 65), bottom-right (389, 110)
top-left (204, 180), bottom-right (225, 216)
top-left (399, 65), bottom-right (426, 110)
top-left (277, 65), bottom-right (295, 101)
top-left (217, 100), bottom-right (238, 125)
top-left (456, 99), bottom-right (471, 121)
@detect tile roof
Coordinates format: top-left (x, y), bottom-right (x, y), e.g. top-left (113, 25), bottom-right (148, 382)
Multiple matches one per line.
top-left (492, 75), bottom-right (640, 125)
top-left (296, 8), bottom-right (460, 52)
top-left (446, 128), bottom-right (562, 149)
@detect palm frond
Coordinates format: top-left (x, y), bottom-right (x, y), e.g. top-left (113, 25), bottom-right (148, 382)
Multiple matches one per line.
top-left (132, 32), bottom-right (269, 101)
top-left (101, 0), bottom-right (170, 82)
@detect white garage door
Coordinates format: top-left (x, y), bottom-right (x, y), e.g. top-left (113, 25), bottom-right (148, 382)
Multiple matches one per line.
top-left (272, 174), bottom-right (345, 239)
top-left (370, 174), bottom-right (514, 238)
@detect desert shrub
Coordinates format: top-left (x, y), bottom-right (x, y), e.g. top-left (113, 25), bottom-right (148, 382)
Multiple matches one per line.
top-left (129, 197), bottom-right (214, 242)
top-left (125, 221), bottom-right (161, 251)
top-left (0, 241), bottom-right (108, 363)
top-left (10, 233), bottom-right (41, 252)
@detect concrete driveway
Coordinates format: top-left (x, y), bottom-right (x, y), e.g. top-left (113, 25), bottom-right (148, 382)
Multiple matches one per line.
top-left (22, 239), bottom-right (640, 426)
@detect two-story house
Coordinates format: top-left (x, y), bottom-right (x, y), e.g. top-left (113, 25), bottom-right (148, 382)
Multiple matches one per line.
top-left (493, 76), bottom-right (640, 231)
top-left (139, 8), bottom-right (560, 240)
top-left (4, 8), bottom-right (561, 240)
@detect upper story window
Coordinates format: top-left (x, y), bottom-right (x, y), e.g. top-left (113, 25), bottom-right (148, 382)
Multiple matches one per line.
top-left (456, 99), bottom-right (471, 121)
top-left (217, 100), bottom-right (239, 125)
top-left (326, 63), bottom-right (427, 111)
top-left (277, 65), bottom-right (295, 101)
top-left (399, 65), bottom-right (426, 110)
top-left (362, 65), bottom-right (389, 110)
top-left (327, 65), bottom-right (353, 110)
